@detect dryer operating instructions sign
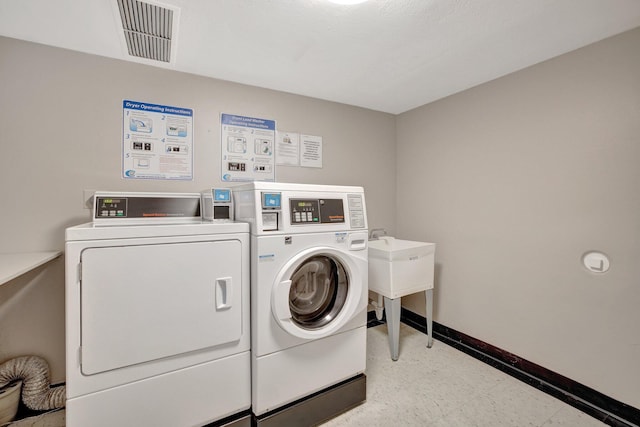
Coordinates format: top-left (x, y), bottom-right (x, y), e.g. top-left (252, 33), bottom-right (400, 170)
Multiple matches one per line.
top-left (122, 100), bottom-right (194, 180)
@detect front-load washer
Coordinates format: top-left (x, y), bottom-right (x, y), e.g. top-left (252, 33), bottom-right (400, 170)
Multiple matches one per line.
top-left (233, 182), bottom-right (368, 426)
top-left (65, 192), bottom-right (251, 427)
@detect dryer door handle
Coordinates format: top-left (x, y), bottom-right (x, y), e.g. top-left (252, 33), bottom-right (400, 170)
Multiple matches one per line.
top-left (273, 280), bottom-right (292, 320)
top-left (215, 277), bottom-right (233, 310)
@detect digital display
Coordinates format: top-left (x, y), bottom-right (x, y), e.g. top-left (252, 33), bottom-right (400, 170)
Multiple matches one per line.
top-left (213, 189), bottom-right (231, 202)
top-left (262, 192), bottom-right (281, 209)
top-left (96, 197), bottom-right (127, 217)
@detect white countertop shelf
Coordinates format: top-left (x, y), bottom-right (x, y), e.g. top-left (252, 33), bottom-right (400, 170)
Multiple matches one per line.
top-left (0, 251), bottom-right (62, 287)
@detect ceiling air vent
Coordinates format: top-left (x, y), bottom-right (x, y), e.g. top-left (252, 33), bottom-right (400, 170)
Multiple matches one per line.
top-left (116, 0), bottom-right (176, 63)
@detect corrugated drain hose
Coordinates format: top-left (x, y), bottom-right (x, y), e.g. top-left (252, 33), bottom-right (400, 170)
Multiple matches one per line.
top-left (0, 356), bottom-right (65, 410)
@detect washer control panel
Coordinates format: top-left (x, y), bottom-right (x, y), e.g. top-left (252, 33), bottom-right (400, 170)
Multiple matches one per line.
top-left (290, 198), bottom-right (345, 225)
top-left (235, 184), bottom-right (368, 234)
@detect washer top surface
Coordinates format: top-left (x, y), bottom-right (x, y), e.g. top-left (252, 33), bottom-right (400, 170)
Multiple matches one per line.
top-left (66, 221), bottom-right (249, 241)
top-left (232, 181), bottom-right (364, 193)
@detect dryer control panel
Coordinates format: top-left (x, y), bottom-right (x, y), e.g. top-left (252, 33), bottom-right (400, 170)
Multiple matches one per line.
top-left (92, 192), bottom-right (201, 225)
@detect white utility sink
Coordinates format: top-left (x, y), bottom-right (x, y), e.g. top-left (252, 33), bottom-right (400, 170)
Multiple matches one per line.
top-left (368, 236), bottom-right (435, 299)
top-left (368, 236), bottom-right (436, 360)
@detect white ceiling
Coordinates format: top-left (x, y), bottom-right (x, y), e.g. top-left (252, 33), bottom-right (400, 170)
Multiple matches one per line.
top-left (1, 0), bottom-right (640, 114)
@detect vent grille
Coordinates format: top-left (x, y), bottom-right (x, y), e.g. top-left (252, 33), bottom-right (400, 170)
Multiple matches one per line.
top-left (116, 0), bottom-right (174, 63)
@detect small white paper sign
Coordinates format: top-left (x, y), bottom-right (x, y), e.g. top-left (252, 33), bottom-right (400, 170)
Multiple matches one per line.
top-left (300, 134), bottom-right (322, 168)
top-left (276, 131), bottom-right (300, 166)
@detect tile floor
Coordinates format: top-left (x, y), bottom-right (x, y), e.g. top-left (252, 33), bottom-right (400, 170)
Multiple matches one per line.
top-left (7, 323), bottom-right (606, 427)
top-left (322, 323), bottom-right (606, 427)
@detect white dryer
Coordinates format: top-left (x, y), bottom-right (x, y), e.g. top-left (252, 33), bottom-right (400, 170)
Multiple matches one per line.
top-left (65, 192), bottom-right (251, 427)
top-left (233, 182), bottom-right (368, 426)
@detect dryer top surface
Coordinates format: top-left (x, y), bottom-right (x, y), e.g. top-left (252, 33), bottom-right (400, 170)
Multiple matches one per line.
top-left (65, 221), bottom-right (250, 241)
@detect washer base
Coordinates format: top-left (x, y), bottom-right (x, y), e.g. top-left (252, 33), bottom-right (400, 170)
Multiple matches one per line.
top-left (253, 374), bottom-right (366, 427)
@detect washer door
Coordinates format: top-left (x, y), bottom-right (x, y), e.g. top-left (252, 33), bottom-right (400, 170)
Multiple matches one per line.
top-left (272, 247), bottom-right (365, 340)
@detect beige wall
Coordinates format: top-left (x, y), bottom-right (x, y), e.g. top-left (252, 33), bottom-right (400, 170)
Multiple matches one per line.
top-left (0, 37), bottom-right (396, 383)
top-left (396, 27), bottom-right (640, 407)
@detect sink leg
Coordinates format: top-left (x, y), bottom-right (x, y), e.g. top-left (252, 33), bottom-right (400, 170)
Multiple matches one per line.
top-left (426, 288), bottom-right (433, 348)
top-left (384, 296), bottom-right (401, 361)
top-left (374, 294), bottom-right (384, 320)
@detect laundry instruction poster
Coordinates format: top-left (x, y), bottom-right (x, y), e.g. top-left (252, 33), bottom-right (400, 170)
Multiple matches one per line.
top-left (221, 113), bottom-right (276, 182)
top-left (122, 100), bottom-right (194, 180)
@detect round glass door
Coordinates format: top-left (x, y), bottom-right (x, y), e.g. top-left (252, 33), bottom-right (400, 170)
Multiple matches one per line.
top-left (288, 255), bottom-right (349, 330)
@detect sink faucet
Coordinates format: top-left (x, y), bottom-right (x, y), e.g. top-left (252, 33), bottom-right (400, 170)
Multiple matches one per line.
top-left (369, 228), bottom-right (387, 240)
